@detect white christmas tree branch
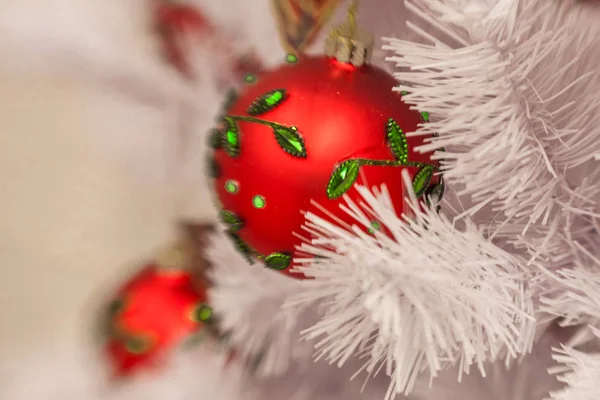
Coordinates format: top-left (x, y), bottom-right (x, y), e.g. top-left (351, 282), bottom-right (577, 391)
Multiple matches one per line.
top-left (548, 328), bottom-right (600, 400)
top-left (382, 0), bottom-right (600, 255)
top-left (286, 172), bottom-right (536, 398)
top-left (206, 228), bottom-right (312, 378)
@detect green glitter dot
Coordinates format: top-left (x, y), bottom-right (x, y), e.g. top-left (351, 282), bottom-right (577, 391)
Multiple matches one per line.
top-left (225, 180), bottom-right (239, 194)
top-left (193, 304), bottom-right (213, 322)
top-left (244, 74), bottom-right (257, 83)
top-left (252, 195), bottom-right (266, 209)
top-left (421, 111), bottom-right (430, 122)
top-left (286, 53), bottom-right (298, 63)
top-left (401, 90), bottom-right (408, 96)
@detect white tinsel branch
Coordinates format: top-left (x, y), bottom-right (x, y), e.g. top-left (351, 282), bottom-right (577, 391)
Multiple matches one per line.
top-left (206, 228), bottom-right (312, 378)
top-left (541, 267), bottom-right (600, 328)
top-left (286, 172), bottom-right (536, 398)
top-left (383, 0), bottom-right (600, 255)
top-left (549, 328), bottom-right (600, 400)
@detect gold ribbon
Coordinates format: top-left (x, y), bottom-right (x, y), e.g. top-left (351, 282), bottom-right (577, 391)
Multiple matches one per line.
top-left (271, 0), bottom-right (343, 54)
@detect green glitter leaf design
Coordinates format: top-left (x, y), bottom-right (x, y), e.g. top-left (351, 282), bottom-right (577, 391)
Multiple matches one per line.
top-left (327, 159), bottom-right (361, 199)
top-left (413, 164), bottom-right (435, 197)
top-left (226, 231), bottom-right (254, 264)
top-left (221, 89), bottom-right (238, 116)
top-left (247, 89), bottom-right (287, 116)
top-left (208, 128), bottom-right (222, 149)
top-left (222, 118), bottom-right (241, 157)
top-left (107, 298), bottom-right (124, 317)
top-left (386, 118), bottom-right (408, 163)
top-left (125, 336), bottom-right (151, 355)
top-left (273, 126), bottom-right (306, 158)
top-left (427, 177), bottom-right (445, 203)
top-left (264, 252), bottom-right (291, 270)
top-left (207, 155), bottom-right (220, 178)
top-left (220, 210), bottom-right (243, 232)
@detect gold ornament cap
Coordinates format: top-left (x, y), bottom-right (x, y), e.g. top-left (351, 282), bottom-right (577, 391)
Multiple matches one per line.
top-left (324, 0), bottom-right (373, 67)
top-left (155, 241), bottom-right (190, 271)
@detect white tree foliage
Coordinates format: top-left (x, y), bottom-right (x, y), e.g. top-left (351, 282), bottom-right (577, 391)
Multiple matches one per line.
top-left (549, 328), bottom-right (600, 400)
top-left (287, 177), bottom-right (536, 398)
top-left (206, 228), bottom-right (313, 378)
top-left (383, 0), bottom-right (600, 257)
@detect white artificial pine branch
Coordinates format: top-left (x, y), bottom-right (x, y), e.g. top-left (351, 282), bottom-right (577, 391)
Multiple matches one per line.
top-left (537, 217), bottom-right (600, 400)
top-left (542, 268), bottom-right (600, 328)
top-left (206, 228), bottom-right (312, 378)
top-left (383, 0), bottom-right (600, 259)
top-left (286, 173), bottom-right (536, 398)
top-left (549, 328), bottom-right (600, 400)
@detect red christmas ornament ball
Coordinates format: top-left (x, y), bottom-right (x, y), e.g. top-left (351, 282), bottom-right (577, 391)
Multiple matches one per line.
top-left (154, 3), bottom-right (215, 76)
top-left (209, 54), bottom-right (442, 278)
top-left (102, 263), bottom-right (212, 377)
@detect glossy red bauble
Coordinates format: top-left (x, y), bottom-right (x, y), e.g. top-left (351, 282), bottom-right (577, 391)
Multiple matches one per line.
top-left (102, 264), bottom-right (212, 377)
top-left (209, 54), bottom-right (442, 278)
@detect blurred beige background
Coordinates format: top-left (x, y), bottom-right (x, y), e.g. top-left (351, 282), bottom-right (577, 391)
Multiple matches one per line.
top-left (0, 0), bottom-right (287, 363)
top-left (0, 0), bottom-right (200, 355)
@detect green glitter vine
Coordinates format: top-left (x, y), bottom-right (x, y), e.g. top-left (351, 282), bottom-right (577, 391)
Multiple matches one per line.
top-left (223, 229), bottom-right (292, 270)
top-left (220, 210), bottom-right (243, 232)
top-left (221, 225), bottom-right (292, 270)
top-left (220, 89), bottom-right (307, 159)
top-left (247, 89), bottom-right (286, 116)
top-left (326, 117), bottom-right (442, 200)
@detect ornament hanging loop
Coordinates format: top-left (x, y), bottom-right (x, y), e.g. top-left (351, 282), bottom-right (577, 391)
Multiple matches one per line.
top-left (325, 0), bottom-right (373, 67)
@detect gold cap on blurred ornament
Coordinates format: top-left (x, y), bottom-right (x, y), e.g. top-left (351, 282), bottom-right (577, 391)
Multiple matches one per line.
top-left (325, 0), bottom-right (373, 67)
top-left (156, 241), bottom-right (189, 271)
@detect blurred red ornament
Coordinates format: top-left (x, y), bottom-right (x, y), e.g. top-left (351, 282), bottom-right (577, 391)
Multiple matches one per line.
top-left (154, 3), bottom-right (215, 77)
top-left (208, 54), bottom-right (443, 278)
top-left (102, 244), bottom-right (213, 377)
top-left (231, 51), bottom-right (265, 84)
top-left (153, 2), bottom-right (264, 82)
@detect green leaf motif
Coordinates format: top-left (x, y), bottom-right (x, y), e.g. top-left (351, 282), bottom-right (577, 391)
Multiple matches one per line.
top-left (264, 252), bottom-right (291, 270)
top-left (386, 118), bottom-right (408, 163)
top-left (207, 155), bottom-right (221, 178)
top-left (327, 159), bottom-right (361, 199)
top-left (208, 128), bottom-right (222, 149)
top-left (426, 177), bottom-right (445, 203)
top-left (226, 232), bottom-right (254, 264)
top-left (222, 118), bottom-right (241, 157)
top-left (273, 126), bottom-right (306, 158)
top-left (413, 164), bottom-right (435, 197)
top-left (220, 210), bottom-right (243, 232)
top-left (221, 89), bottom-right (238, 115)
top-left (247, 89), bottom-right (287, 116)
